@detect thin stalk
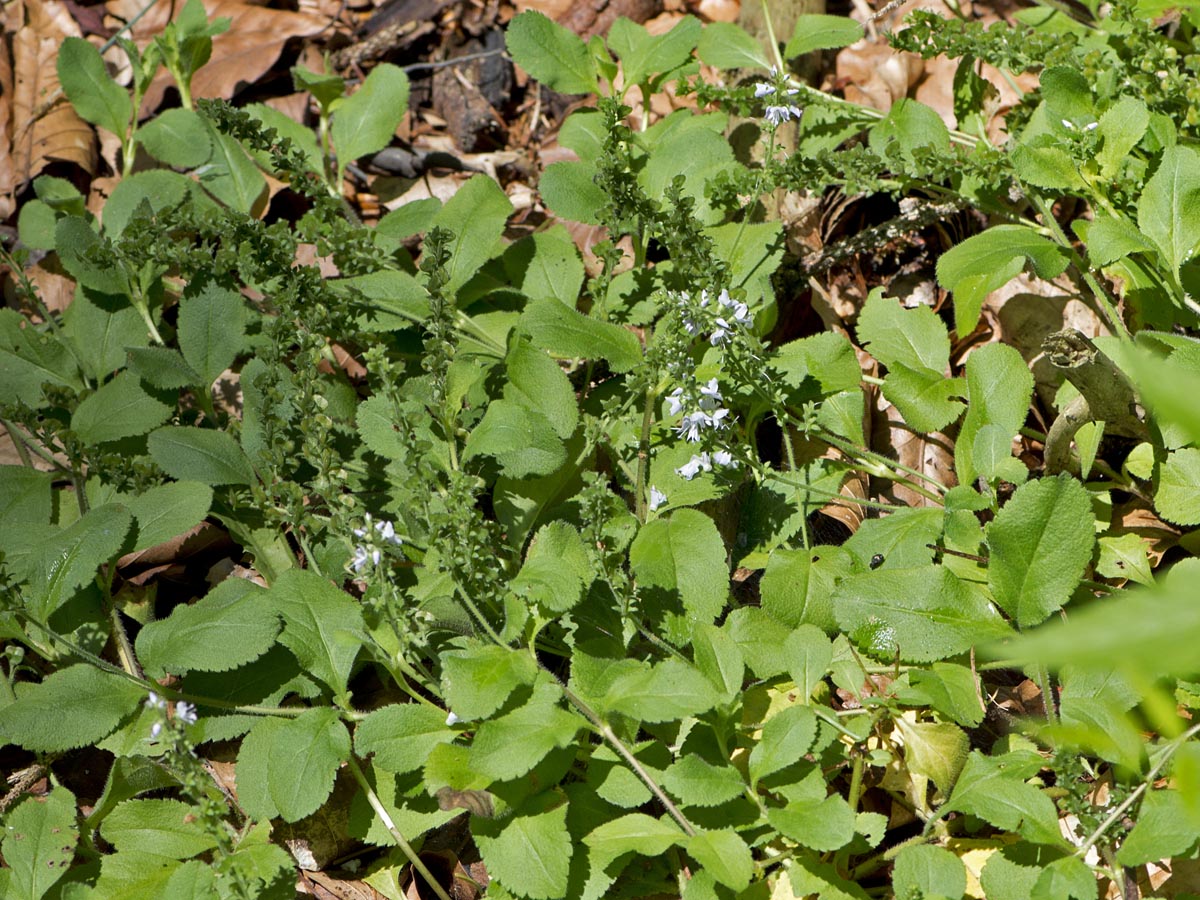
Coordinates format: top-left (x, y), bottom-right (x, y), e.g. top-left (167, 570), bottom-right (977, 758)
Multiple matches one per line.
top-left (760, 0), bottom-right (786, 74)
top-left (0, 419), bottom-right (34, 468)
top-left (780, 423), bottom-right (809, 549)
top-left (0, 422), bottom-right (69, 472)
top-left (635, 387), bottom-right (655, 521)
top-left (345, 757), bottom-right (454, 900)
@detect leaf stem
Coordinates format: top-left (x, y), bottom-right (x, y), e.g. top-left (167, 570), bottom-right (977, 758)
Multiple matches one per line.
top-left (345, 756), bottom-right (454, 900)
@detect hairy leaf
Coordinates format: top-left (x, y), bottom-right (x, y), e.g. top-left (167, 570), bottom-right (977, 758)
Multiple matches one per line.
top-left (0, 664), bottom-right (145, 752)
top-left (474, 793), bottom-right (571, 900)
top-left (0, 787), bottom-right (78, 900)
top-left (355, 704), bottom-right (455, 774)
top-left (100, 799), bottom-right (219, 859)
top-left (505, 11), bottom-right (598, 95)
top-left (270, 569), bottom-right (367, 696)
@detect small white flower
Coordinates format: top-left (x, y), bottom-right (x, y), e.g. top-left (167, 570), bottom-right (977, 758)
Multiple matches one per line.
top-left (712, 449), bottom-right (734, 467)
top-left (375, 519), bottom-right (402, 545)
top-left (1061, 118), bottom-right (1075, 130)
top-left (350, 546), bottom-right (372, 572)
top-left (676, 453), bottom-right (712, 480)
top-left (677, 411), bottom-right (709, 443)
top-left (765, 104), bottom-right (804, 127)
top-left (176, 701), bottom-right (197, 725)
top-left (710, 319), bottom-right (733, 346)
top-left (147, 692), bottom-right (166, 710)
top-left (1084, 121), bottom-right (1099, 131)
top-left (706, 408), bottom-right (730, 429)
top-left (698, 378), bottom-right (722, 410)
top-left (754, 82), bottom-right (776, 98)
top-left (150, 721), bottom-right (163, 739)
top-left (445, 711), bottom-right (460, 727)
top-left (698, 289), bottom-right (711, 307)
top-left (649, 486), bottom-right (668, 511)
top-left (666, 387), bottom-right (686, 416)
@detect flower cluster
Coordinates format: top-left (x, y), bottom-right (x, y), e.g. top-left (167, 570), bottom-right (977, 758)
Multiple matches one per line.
top-left (755, 81), bottom-right (803, 127)
top-left (350, 513), bottom-right (403, 572)
top-left (664, 377), bottom-right (739, 481)
top-left (676, 288), bottom-right (753, 347)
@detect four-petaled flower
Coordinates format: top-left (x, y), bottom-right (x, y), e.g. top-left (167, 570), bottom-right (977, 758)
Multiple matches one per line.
top-left (666, 387), bottom-right (686, 416)
top-left (676, 452), bottom-right (712, 480)
top-left (176, 701), bottom-right (197, 726)
top-left (676, 411), bottom-right (710, 443)
top-left (649, 486), bottom-right (668, 511)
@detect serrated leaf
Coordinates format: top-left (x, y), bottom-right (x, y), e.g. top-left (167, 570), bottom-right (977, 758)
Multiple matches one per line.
top-left (697, 21), bottom-right (769, 69)
top-left (894, 716), bottom-right (969, 792)
top-left (127, 481), bottom-right (213, 552)
top-left (519, 297), bottom-right (642, 373)
top-left (55, 216), bottom-right (130, 297)
top-left (1137, 145), bottom-right (1200, 276)
top-left (987, 474), bottom-right (1094, 626)
top-left (584, 813), bottom-right (684, 871)
top-left (843, 507), bottom-right (944, 571)
top-left (510, 521), bottom-right (590, 612)
top-left (267, 708), bottom-right (351, 822)
top-left (725, 607), bottom-right (792, 679)
top-left (441, 644), bottom-right (539, 721)
top-left (57, 37), bottom-right (131, 138)
top-left (945, 751), bottom-right (1065, 845)
top-left (857, 292), bottom-right (952, 373)
top-left (200, 131), bottom-right (266, 214)
top-left (177, 282), bottom-right (245, 388)
top-left (1031, 855), bottom-right (1097, 900)
top-left (1, 787), bottom-right (78, 900)
top-left (431, 173), bottom-right (513, 296)
top-left (904, 663), bottom-right (986, 728)
top-left (785, 625), bottom-right (833, 701)
top-left (691, 623), bottom-right (744, 699)
top-left (148, 426), bottom-right (256, 485)
top-left (956, 342), bottom-right (1034, 488)
top-left (100, 799), bottom-right (219, 859)
top-left (462, 399), bottom-right (566, 478)
top-left (687, 829), bottom-right (753, 891)
top-left (26, 504), bottom-right (132, 621)
top-left (629, 509), bottom-right (728, 642)
top-left (235, 716), bottom-right (287, 821)
top-left (538, 161), bottom-right (605, 225)
top-left (72, 371), bottom-right (172, 445)
top-left (136, 577), bottom-right (276, 677)
top-left (505, 11), bottom-right (598, 95)
top-left (0, 467), bottom-right (52, 527)
top-left (785, 14), bottom-right (864, 58)
top-left (759, 547), bottom-right (847, 632)
top-left (936, 225), bottom-right (1070, 335)
top-left (468, 681), bottom-right (581, 781)
top-left (270, 569), bottom-right (367, 696)
top-left (126, 347), bottom-right (201, 389)
top-left (101, 169), bottom-right (199, 237)
top-left (331, 63), bottom-right (409, 181)
top-left (503, 227), bottom-right (585, 306)
top-left (662, 756), bottom-right (745, 808)
top-left (749, 704), bottom-right (818, 784)
top-left (64, 288), bottom-right (149, 381)
top-left (474, 793), bottom-right (571, 900)
top-left (768, 794), bottom-right (857, 851)
top-left (355, 704), bottom-right (455, 774)
top-left (0, 664), bottom-right (145, 752)
top-left (504, 336), bottom-right (578, 440)
top-left (881, 364), bottom-right (966, 433)
top-left (893, 844), bottom-right (968, 900)
top-left (1012, 143), bottom-right (1085, 191)
top-left (1155, 447), bottom-right (1200, 526)
top-left (1082, 215), bottom-right (1154, 267)
top-left (835, 566), bottom-right (1012, 662)
top-left (1096, 533), bottom-right (1153, 585)
top-left (1116, 787), bottom-right (1200, 865)
top-left (1096, 97), bottom-right (1149, 181)
top-left (608, 658), bottom-right (721, 723)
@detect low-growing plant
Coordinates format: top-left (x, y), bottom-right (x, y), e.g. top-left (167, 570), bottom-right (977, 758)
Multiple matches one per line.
top-left (2, 0), bottom-right (1200, 897)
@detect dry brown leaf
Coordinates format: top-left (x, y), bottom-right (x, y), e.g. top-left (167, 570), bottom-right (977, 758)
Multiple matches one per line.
top-left (870, 396), bottom-right (957, 508)
top-left (104, 0), bottom-right (330, 115)
top-left (11, 0), bottom-right (97, 186)
top-left (836, 39), bottom-right (923, 112)
top-left (0, 14), bottom-right (17, 220)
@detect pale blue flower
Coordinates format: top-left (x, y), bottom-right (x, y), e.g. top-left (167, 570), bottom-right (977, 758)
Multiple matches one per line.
top-left (666, 387), bottom-right (686, 416)
top-left (649, 486), bottom-right (668, 511)
top-left (176, 701), bottom-right (197, 725)
top-left (677, 452), bottom-right (712, 480)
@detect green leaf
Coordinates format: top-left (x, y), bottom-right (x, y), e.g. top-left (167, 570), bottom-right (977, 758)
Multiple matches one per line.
top-left (768, 794), bottom-right (857, 851)
top-left (640, 122), bottom-right (734, 225)
top-left (57, 37), bottom-right (131, 138)
top-left (1096, 96), bottom-right (1149, 180)
top-left (474, 793), bottom-right (571, 900)
top-left (892, 844), bottom-right (968, 900)
top-left (893, 716), bottom-right (970, 792)
top-left (331, 63), bottom-right (409, 180)
top-left (697, 22), bottom-right (770, 70)
top-left (687, 829), bottom-right (753, 892)
top-left (871, 99), bottom-right (950, 161)
top-left (520, 297), bottom-right (642, 372)
top-left (759, 547), bottom-right (846, 632)
top-left (1137, 144), bottom-right (1200, 276)
top-left (244, 102), bottom-right (323, 176)
top-left (505, 335), bottom-right (578, 440)
top-left (973, 423), bottom-right (1030, 486)
top-left (136, 577), bottom-right (276, 677)
top-left (270, 569), bottom-right (367, 696)
top-left (177, 282), bottom-right (245, 387)
top-left (584, 813), bottom-right (684, 871)
top-left (0, 664), bottom-right (145, 752)
top-left (750, 704), bottom-right (818, 784)
top-left (148, 426), bottom-right (256, 485)
top-left (785, 14), bottom-right (864, 58)
top-left (1155, 447), bottom-right (1200, 526)
top-left (55, 216), bottom-right (130, 296)
top-left (200, 131), bottom-right (267, 214)
top-left (100, 799), bottom-right (219, 859)
top-left (936, 225), bottom-right (1070, 335)
top-left (441, 644), bottom-right (539, 721)
top-left (137, 108), bottom-right (213, 169)
top-left (835, 566), bottom-right (1012, 662)
top-left (0, 467), bottom-right (52, 527)
top-left (355, 704), bottom-right (455, 774)
top-left (1031, 855), bottom-right (1098, 900)
top-left (125, 347), bottom-right (200, 390)
top-left (785, 625), bottom-right (833, 700)
top-left (1081, 215), bottom-right (1154, 267)
top-left (1116, 787), bottom-right (1200, 865)
top-left (691, 623), bottom-right (744, 699)
top-left (857, 290), bottom-right (952, 373)
top-left (843, 506), bottom-right (944, 571)
top-left (505, 11), bottom-right (598, 95)
top-left (26, 504), bottom-right (132, 621)
top-left (510, 521), bottom-right (590, 612)
top-left (71, 371), bottom-right (172, 445)
top-left (469, 681), bottom-right (580, 781)
top-left (502, 227), bottom-right (585, 306)
top-left (538, 161), bottom-right (605, 225)
top-left (881, 365), bottom-right (966, 433)
top-left (1040, 65), bottom-right (1092, 126)
top-left (945, 751), bottom-right (1065, 845)
top-left (608, 658), bottom-right (722, 723)
top-left (629, 509), bottom-right (728, 642)
top-left (462, 399), bottom-right (566, 478)
top-left (267, 708), bottom-right (351, 822)
top-left (987, 473), bottom-right (1094, 626)
top-left (431, 174), bottom-right (514, 296)
top-left (0, 787), bottom-right (78, 900)
top-left (235, 716), bottom-right (287, 821)
top-left (339, 269), bottom-right (431, 332)
top-left (956, 342), bottom-right (1034, 487)
top-left (102, 169), bottom-right (199, 236)
top-left (292, 65), bottom-right (345, 111)
top-left (725, 607), bottom-right (792, 679)
top-left (662, 756), bottom-right (745, 808)
top-left (127, 481), bottom-right (213, 552)
top-left (1096, 533), bottom-right (1153, 585)
top-left (903, 663), bottom-right (986, 728)
top-left (608, 15), bottom-right (700, 90)
top-left (1012, 142), bottom-right (1085, 191)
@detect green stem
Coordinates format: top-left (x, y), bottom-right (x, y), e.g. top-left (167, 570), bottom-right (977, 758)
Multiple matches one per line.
top-left (345, 757), bottom-right (454, 900)
top-left (635, 386), bottom-right (655, 521)
top-left (760, 0), bottom-right (787, 74)
top-left (0, 418), bottom-right (34, 469)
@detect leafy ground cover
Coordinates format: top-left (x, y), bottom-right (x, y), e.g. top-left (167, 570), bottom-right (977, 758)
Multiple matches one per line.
top-left (3, 0), bottom-right (1200, 897)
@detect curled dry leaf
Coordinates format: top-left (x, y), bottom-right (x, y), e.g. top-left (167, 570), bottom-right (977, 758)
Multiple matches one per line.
top-left (836, 39), bottom-right (923, 112)
top-left (11, 0), bottom-right (97, 186)
top-left (870, 393), bottom-right (957, 508)
top-left (104, 0), bottom-right (330, 115)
